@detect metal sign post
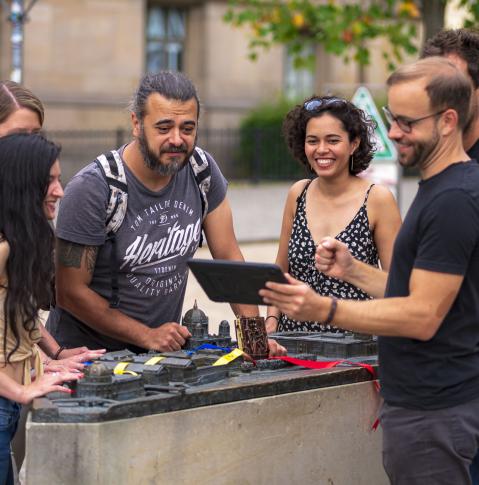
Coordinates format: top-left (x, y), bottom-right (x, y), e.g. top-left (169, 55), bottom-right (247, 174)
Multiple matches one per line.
top-left (9, 0), bottom-right (24, 83)
top-left (1, 0), bottom-right (39, 83)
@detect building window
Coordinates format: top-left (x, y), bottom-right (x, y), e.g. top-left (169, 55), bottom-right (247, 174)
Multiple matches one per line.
top-left (284, 45), bottom-right (315, 99)
top-left (146, 6), bottom-right (185, 72)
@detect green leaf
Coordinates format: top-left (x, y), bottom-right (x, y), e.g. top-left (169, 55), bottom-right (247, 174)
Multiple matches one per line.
top-left (223, 0), bottom-right (437, 70)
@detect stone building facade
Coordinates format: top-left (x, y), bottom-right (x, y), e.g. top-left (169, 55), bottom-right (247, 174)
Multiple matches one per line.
top-left (0, 0), bottom-right (397, 132)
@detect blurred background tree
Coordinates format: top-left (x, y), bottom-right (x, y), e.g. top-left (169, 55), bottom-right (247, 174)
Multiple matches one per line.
top-left (224, 0), bottom-right (479, 72)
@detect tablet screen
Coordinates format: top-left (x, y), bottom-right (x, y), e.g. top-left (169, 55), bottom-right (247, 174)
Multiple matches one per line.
top-left (187, 259), bottom-right (287, 305)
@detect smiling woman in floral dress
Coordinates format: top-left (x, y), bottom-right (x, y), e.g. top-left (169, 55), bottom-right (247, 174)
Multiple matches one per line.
top-left (266, 95), bottom-right (402, 334)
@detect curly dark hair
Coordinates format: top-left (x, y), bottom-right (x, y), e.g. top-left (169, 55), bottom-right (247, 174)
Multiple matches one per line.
top-left (282, 95), bottom-right (377, 175)
top-left (0, 133), bottom-right (60, 363)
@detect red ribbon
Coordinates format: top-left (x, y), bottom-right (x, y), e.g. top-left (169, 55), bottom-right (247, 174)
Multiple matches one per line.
top-left (269, 356), bottom-right (380, 430)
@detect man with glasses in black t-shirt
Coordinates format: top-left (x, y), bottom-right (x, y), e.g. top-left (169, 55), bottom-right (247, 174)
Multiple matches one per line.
top-left (422, 27), bottom-right (479, 485)
top-left (261, 57), bottom-right (479, 484)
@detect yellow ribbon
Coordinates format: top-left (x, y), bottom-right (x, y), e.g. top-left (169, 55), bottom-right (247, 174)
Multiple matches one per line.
top-left (144, 356), bottom-right (165, 366)
top-left (212, 348), bottom-right (244, 366)
top-left (113, 361), bottom-right (138, 376)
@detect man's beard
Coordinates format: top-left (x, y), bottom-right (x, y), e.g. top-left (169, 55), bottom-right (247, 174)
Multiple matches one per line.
top-left (399, 127), bottom-right (440, 171)
top-left (138, 127), bottom-right (192, 176)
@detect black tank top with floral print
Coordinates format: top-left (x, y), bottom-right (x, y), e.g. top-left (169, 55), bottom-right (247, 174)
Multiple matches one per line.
top-left (278, 181), bottom-right (379, 333)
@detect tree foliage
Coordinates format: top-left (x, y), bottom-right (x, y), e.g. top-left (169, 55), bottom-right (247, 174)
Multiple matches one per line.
top-left (459, 0), bottom-right (479, 27)
top-left (224, 0), bottom-right (479, 70)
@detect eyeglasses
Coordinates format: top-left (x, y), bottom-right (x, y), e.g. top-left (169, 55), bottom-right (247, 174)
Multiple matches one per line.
top-left (304, 97), bottom-right (347, 111)
top-left (382, 106), bottom-right (447, 134)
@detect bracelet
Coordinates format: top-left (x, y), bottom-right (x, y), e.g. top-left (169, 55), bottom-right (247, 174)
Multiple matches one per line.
top-left (265, 315), bottom-right (279, 322)
top-left (323, 297), bottom-right (338, 325)
top-left (53, 346), bottom-right (66, 360)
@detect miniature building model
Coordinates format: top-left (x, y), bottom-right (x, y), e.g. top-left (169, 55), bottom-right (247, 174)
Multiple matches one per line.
top-left (34, 302), bottom-right (378, 423)
top-left (181, 300), bottom-right (232, 350)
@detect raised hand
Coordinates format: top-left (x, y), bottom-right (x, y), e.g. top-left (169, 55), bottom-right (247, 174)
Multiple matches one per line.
top-left (315, 237), bottom-right (354, 280)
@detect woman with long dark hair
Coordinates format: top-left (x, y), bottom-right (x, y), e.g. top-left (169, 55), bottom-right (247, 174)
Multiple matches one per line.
top-left (0, 133), bottom-right (82, 484)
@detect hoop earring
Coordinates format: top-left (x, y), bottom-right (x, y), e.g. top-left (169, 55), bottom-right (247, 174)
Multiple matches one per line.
top-left (350, 154), bottom-right (354, 172)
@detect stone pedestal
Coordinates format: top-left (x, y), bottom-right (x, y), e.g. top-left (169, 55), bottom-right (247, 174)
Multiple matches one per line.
top-left (25, 379), bottom-right (386, 485)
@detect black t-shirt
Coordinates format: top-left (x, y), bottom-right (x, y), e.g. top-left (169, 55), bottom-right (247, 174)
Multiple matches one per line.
top-left (379, 161), bottom-right (479, 410)
top-left (467, 138), bottom-right (479, 161)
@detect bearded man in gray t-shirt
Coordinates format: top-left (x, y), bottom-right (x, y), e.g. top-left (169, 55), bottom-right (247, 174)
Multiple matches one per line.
top-left (48, 71), bottom-right (285, 356)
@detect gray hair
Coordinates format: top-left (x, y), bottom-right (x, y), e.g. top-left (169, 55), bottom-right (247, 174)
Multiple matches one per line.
top-left (129, 71), bottom-right (200, 120)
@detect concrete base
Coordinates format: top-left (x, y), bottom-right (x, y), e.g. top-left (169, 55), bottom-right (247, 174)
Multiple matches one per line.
top-left (25, 380), bottom-right (386, 484)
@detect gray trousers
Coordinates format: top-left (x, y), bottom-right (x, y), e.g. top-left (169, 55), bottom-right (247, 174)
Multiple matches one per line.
top-left (380, 397), bottom-right (479, 485)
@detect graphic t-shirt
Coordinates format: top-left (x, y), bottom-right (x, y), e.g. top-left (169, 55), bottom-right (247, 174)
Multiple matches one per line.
top-left (49, 147), bottom-right (227, 351)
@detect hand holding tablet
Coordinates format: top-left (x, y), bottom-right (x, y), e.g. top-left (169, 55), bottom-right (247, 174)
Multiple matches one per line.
top-left (187, 259), bottom-right (288, 305)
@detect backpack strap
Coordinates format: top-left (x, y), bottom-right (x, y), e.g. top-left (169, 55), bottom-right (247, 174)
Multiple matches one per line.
top-left (189, 146), bottom-right (211, 247)
top-left (95, 150), bottom-right (128, 308)
top-left (189, 146), bottom-right (211, 219)
top-left (95, 150), bottom-right (128, 234)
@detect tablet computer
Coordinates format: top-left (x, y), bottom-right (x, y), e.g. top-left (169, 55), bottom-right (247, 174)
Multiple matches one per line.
top-left (187, 258), bottom-right (288, 305)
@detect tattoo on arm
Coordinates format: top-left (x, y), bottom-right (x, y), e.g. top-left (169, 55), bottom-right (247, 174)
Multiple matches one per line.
top-left (57, 240), bottom-right (83, 268)
top-left (85, 246), bottom-right (98, 274)
top-left (57, 240), bottom-right (99, 274)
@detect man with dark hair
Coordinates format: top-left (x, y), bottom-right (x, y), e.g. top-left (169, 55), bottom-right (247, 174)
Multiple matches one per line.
top-left (48, 71), bottom-right (285, 356)
top-left (261, 57), bottom-right (479, 484)
top-left (422, 28), bottom-right (479, 159)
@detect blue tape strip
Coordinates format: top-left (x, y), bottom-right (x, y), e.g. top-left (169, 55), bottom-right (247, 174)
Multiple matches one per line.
top-left (186, 343), bottom-right (232, 356)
